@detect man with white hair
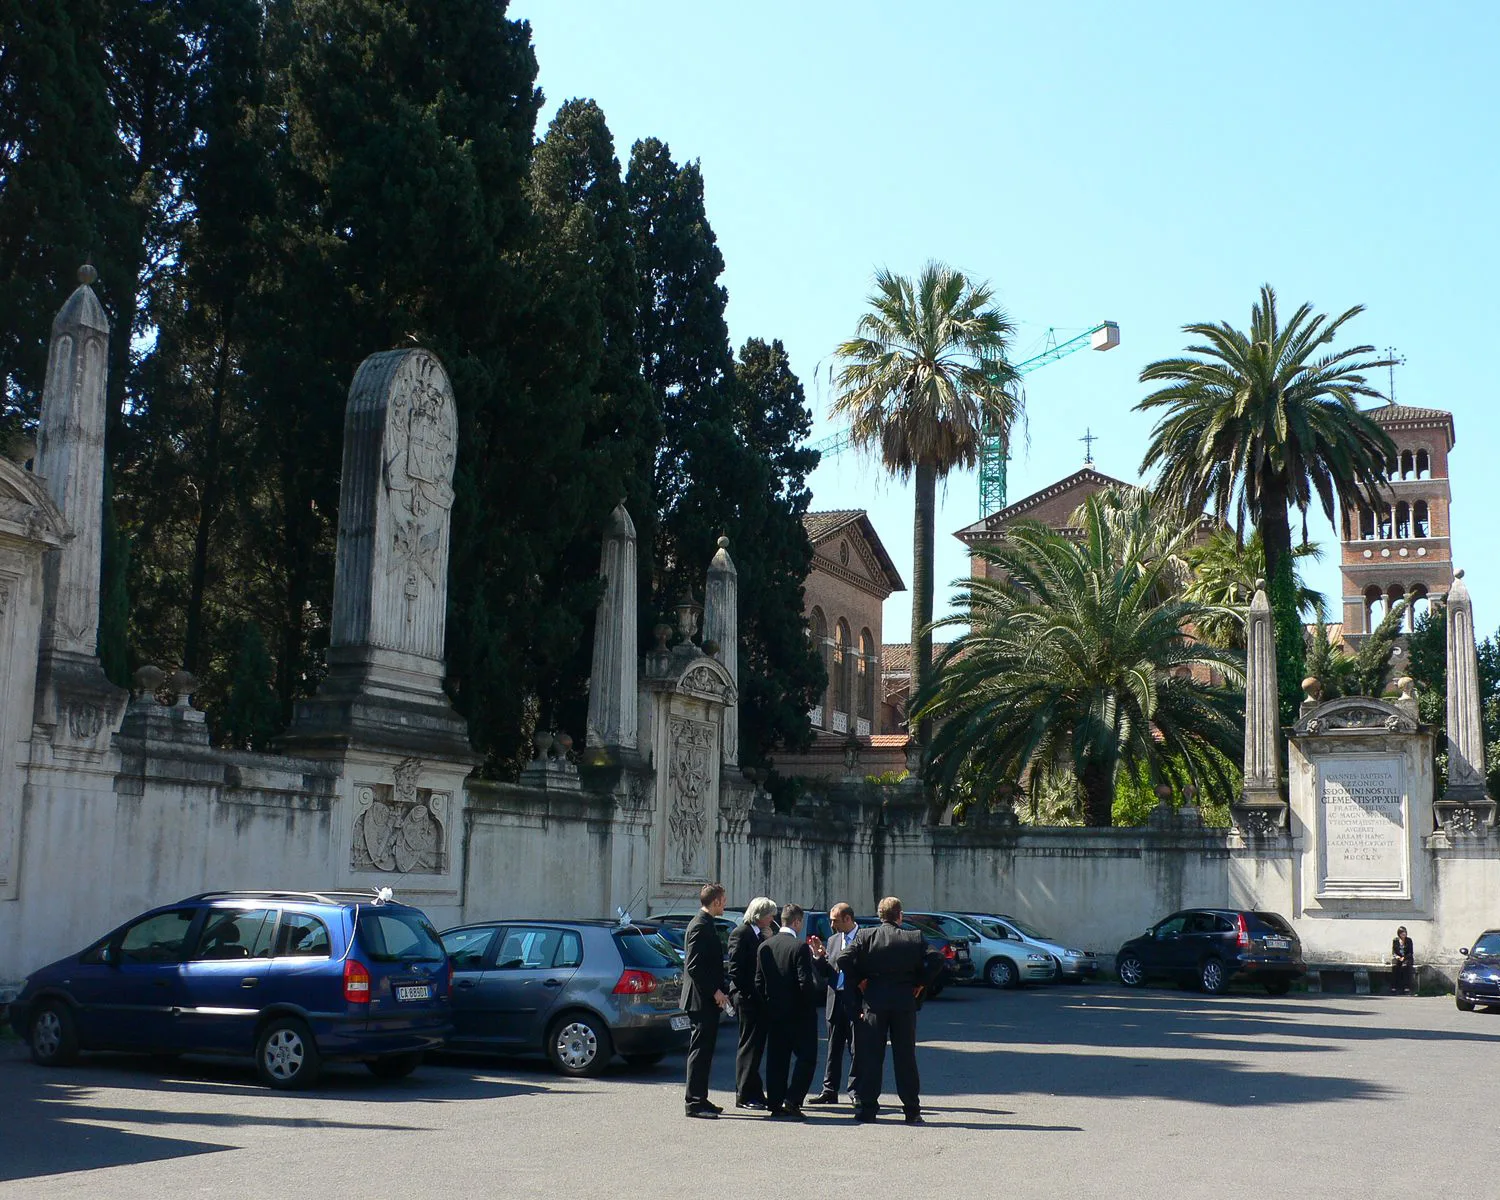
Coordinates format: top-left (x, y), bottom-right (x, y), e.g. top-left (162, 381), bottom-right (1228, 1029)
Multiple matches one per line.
top-left (727, 895), bottom-right (778, 1109)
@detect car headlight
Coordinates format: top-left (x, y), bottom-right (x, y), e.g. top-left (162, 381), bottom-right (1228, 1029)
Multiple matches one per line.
top-left (1062, 949), bottom-right (1085, 959)
top-left (1027, 953), bottom-right (1050, 962)
top-left (1459, 971), bottom-right (1479, 983)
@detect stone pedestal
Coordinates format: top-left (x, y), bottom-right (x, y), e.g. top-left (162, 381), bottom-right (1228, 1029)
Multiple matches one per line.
top-left (287, 349), bottom-right (471, 761)
top-left (1288, 697), bottom-right (1434, 916)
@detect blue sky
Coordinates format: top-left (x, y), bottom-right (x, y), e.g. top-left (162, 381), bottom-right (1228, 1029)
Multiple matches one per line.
top-left (513, 1), bottom-right (1500, 640)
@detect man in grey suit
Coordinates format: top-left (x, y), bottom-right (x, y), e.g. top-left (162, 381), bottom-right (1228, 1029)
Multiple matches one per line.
top-left (832, 895), bottom-right (944, 1124)
top-left (806, 902), bottom-right (859, 1104)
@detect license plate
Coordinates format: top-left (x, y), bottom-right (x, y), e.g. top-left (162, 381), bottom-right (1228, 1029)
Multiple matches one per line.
top-left (1264, 937), bottom-right (1290, 950)
top-left (956, 947), bottom-right (970, 960)
top-left (396, 984), bottom-right (432, 1002)
top-left (669, 1014), bottom-right (691, 1032)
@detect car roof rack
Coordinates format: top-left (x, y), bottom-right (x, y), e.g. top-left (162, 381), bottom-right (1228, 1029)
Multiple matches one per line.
top-left (182, 889), bottom-right (392, 906)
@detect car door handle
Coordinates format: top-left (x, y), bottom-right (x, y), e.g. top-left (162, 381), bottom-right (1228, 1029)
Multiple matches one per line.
top-left (543, 979), bottom-right (562, 988)
top-left (240, 978), bottom-right (259, 989)
top-left (456, 979), bottom-right (476, 989)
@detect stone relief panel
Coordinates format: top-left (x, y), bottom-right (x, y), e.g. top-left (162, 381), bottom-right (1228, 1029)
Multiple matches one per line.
top-left (664, 715), bottom-right (717, 881)
top-left (384, 352), bottom-right (455, 635)
top-left (351, 757), bottom-right (450, 874)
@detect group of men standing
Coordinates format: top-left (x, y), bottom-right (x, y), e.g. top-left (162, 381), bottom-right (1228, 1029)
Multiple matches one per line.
top-left (681, 883), bottom-right (944, 1124)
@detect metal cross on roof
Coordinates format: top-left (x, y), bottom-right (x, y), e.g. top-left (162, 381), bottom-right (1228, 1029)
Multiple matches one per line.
top-left (1081, 427), bottom-right (1097, 466)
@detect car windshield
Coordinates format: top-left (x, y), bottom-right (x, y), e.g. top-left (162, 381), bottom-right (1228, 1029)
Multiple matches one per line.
top-left (1470, 933), bottom-right (1500, 960)
top-left (985, 915), bottom-right (1048, 940)
top-left (357, 908), bottom-right (445, 962)
top-left (616, 929), bottom-right (682, 968)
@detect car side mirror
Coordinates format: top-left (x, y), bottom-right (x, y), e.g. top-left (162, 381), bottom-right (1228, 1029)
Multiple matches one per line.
top-left (100, 945), bottom-right (116, 966)
top-left (1459, 948), bottom-right (1470, 956)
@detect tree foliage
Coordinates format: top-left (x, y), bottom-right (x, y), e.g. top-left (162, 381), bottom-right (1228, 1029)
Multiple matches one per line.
top-left (914, 494), bottom-right (1244, 827)
top-left (1138, 285), bottom-right (1396, 724)
top-left (1184, 529), bottom-right (1326, 650)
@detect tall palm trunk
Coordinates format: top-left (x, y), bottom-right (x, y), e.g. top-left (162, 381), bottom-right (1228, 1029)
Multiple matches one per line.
top-left (1259, 486), bottom-right (1304, 722)
top-left (1081, 761), bottom-right (1114, 827)
top-left (911, 460), bottom-right (938, 819)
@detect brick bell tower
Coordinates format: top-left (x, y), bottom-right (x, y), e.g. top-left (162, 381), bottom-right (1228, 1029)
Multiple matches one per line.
top-left (1339, 403), bottom-right (1456, 645)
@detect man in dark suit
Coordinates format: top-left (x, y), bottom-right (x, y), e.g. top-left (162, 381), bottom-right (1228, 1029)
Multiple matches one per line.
top-left (681, 882), bottom-right (730, 1118)
top-left (755, 904), bottom-right (833, 1119)
top-left (726, 896), bottom-right (778, 1109)
top-left (807, 901), bottom-right (859, 1104)
top-left (832, 895), bottom-right (944, 1124)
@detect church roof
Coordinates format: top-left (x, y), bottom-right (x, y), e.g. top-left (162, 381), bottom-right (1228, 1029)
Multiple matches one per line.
top-left (952, 466), bottom-right (1133, 542)
top-left (1365, 402), bottom-right (1455, 448)
top-left (802, 510), bottom-right (905, 592)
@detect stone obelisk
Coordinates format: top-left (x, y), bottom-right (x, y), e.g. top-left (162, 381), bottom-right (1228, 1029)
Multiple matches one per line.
top-left (703, 536), bottom-right (738, 767)
top-left (1234, 578), bottom-right (1286, 833)
top-left (585, 503), bottom-right (639, 756)
top-left (1438, 569), bottom-right (1495, 831)
top-left (33, 266), bottom-right (127, 749)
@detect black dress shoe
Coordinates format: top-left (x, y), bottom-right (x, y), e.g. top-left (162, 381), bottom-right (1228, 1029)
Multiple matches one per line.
top-left (783, 1105), bottom-right (806, 1120)
top-left (735, 1099), bottom-right (767, 1110)
top-left (686, 1106), bottom-right (719, 1119)
top-left (853, 1110), bottom-right (876, 1123)
top-left (705, 1101), bottom-right (724, 1114)
top-left (904, 1112), bottom-right (925, 1125)
top-left (806, 1092), bottom-right (838, 1105)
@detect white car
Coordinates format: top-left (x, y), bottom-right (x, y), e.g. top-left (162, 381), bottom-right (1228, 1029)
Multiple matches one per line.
top-left (909, 911), bottom-right (1057, 988)
top-left (967, 913), bottom-right (1100, 983)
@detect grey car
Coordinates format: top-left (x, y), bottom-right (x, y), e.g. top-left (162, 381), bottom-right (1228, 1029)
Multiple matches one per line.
top-left (440, 919), bottom-right (689, 1076)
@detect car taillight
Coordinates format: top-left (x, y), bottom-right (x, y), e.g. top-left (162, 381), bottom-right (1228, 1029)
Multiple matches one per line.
top-left (612, 969), bottom-right (658, 995)
top-left (942, 943), bottom-right (956, 960)
top-left (1236, 914), bottom-right (1250, 949)
top-left (344, 958), bottom-right (371, 1003)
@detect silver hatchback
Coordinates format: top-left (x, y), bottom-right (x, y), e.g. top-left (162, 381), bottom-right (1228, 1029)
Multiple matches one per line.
top-left (440, 919), bottom-right (689, 1076)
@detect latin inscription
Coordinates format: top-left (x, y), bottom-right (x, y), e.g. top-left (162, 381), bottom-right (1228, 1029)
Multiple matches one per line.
top-left (1317, 756), bottom-right (1408, 897)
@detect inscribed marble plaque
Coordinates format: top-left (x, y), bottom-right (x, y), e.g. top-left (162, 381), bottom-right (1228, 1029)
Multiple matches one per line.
top-left (1316, 755), bottom-right (1408, 897)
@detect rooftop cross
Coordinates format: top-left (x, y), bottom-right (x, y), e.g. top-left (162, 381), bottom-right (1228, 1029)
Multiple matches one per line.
top-left (1384, 346), bottom-right (1406, 404)
top-left (1081, 427), bottom-right (1097, 466)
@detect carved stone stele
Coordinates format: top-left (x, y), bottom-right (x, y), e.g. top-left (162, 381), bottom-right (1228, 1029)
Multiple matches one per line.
top-left (703, 536), bottom-right (738, 767)
top-left (585, 503), bottom-right (638, 754)
top-left (287, 349), bottom-right (471, 760)
top-left (1234, 579), bottom-right (1287, 834)
top-left (1438, 570), bottom-right (1495, 831)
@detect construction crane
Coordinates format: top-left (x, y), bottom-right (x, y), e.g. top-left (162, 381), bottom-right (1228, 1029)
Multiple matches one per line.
top-left (810, 320), bottom-right (1121, 516)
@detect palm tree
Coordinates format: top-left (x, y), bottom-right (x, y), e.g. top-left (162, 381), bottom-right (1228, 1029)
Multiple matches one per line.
top-left (1184, 529), bottom-right (1327, 649)
top-left (913, 495), bottom-right (1244, 827)
top-left (830, 263), bottom-right (1019, 802)
top-left (1136, 284), bottom-right (1394, 713)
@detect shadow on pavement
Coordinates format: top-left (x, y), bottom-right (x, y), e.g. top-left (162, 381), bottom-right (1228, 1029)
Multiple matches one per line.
top-left (0, 1050), bottom-right (558, 1184)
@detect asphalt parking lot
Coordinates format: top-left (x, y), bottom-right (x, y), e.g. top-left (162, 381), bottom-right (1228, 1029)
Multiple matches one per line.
top-left (2, 984), bottom-right (1494, 1199)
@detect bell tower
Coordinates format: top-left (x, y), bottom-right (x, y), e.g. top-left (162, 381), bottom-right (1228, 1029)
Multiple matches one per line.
top-left (1339, 403), bottom-right (1456, 643)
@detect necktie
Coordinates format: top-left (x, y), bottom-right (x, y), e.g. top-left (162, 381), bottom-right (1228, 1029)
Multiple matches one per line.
top-left (835, 933), bottom-right (846, 990)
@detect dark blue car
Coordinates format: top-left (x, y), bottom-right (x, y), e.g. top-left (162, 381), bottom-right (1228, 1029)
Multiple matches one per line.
top-left (8, 890), bottom-right (452, 1089)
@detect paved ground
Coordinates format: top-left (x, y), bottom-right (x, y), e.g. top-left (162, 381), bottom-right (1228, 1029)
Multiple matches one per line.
top-left (2, 984), bottom-right (1494, 1199)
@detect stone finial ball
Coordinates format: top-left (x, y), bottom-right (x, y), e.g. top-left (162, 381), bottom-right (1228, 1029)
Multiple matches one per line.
top-left (78, 264), bottom-right (98, 285)
top-left (1302, 676), bottom-right (1323, 700)
top-left (717, 536), bottom-right (729, 549)
top-left (1455, 568), bottom-right (1465, 579)
top-left (1255, 577), bottom-right (1267, 592)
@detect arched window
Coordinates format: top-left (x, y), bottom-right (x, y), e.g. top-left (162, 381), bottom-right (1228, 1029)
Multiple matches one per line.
top-left (1399, 450), bottom-right (1414, 480)
top-left (1359, 505), bottom-right (1375, 540)
top-left (1410, 585), bottom-right (1430, 628)
top-left (811, 608), bottom-right (830, 726)
top-left (1365, 585), bottom-right (1385, 633)
top-left (1396, 502), bottom-right (1410, 539)
top-left (833, 619), bottom-right (851, 730)
top-left (1378, 508), bottom-right (1393, 540)
top-left (858, 628), bottom-right (876, 732)
top-left (1387, 585), bottom-right (1405, 629)
top-left (1416, 449), bottom-right (1431, 479)
top-left (1414, 500), bottom-right (1430, 538)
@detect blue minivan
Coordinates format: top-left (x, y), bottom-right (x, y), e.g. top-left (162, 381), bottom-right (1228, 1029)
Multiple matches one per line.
top-left (9, 890), bottom-right (452, 1089)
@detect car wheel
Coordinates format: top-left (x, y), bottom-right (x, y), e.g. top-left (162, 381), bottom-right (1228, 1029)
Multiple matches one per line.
top-left (986, 957), bottom-right (1019, 989)
top-left (1263, 978), bottom-right (1291, 996)
top-left (255, 1017), bottom-right (321, 1090)
top-left (1456, 994), bottom-right (1475, 1012)
top-left (1199, 958), bottom-right (1229, 994)
top-left (1116, 955), bottom-right (1145, 988)
top-left (366, 1052), bottom-right (422, 1080)
top-left (546, 1012), bottom-right (611, 1077)
top-left (622, 1052), bottom-right (666, 1068)
top-left (29, 1002), bottom-right (80, 1067)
